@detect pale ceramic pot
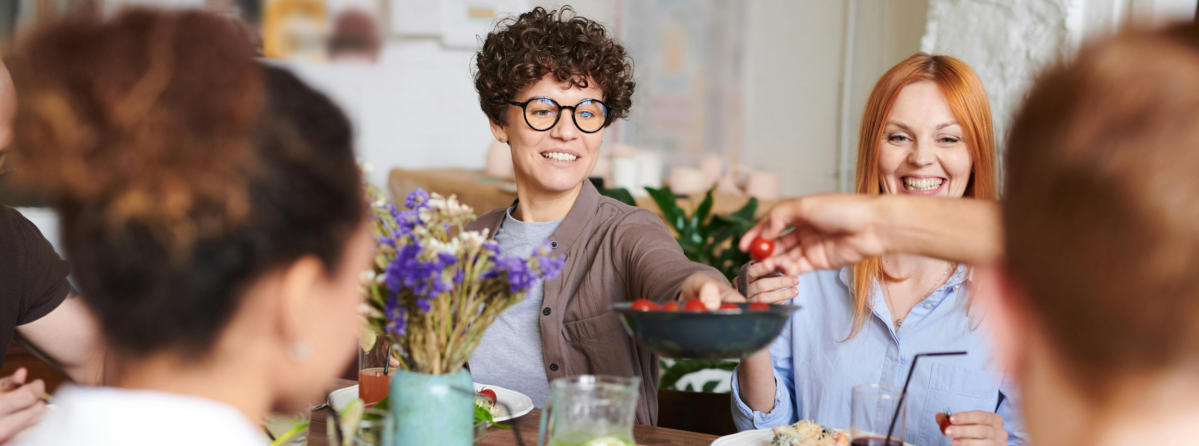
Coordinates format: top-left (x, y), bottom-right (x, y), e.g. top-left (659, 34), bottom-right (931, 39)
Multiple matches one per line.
top-left (388, 368), bottom-right (473, 446)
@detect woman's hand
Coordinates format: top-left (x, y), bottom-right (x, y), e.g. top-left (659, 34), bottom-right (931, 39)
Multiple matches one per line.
top-left (0, 368), bottom-right (48, 443)
top-left (938, 411), bottom-right (1008, 446)
top-left (740, 194), bottom-right (888, 278)
top-left (741, 262), bottom-right (801, 304)
top-left (679, 272), bottom-right (745, 310)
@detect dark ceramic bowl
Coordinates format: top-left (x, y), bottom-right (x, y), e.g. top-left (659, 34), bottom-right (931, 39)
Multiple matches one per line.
top-left (612, 302), bottom-right (800, 359)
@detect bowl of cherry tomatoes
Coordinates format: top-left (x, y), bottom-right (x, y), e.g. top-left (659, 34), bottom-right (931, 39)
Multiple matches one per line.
top-left (611, 299), bottom-right (800, 359)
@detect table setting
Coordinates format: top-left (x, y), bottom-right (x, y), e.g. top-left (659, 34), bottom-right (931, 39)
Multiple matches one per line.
top-left (255, 188), bottom-right (946, 446)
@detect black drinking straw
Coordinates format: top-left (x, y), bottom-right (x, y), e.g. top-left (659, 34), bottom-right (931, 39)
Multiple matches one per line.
top-left (882, 351), bottom-right (967, 444)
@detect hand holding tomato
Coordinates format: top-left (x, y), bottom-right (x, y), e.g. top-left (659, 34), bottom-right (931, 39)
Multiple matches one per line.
top-left (938, 410), bottom-right (1008, 445)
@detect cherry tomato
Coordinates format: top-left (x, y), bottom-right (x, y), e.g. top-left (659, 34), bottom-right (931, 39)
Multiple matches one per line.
top-left (749, 236), bottom-right (775, 262)
top-left (479, 389), bottom-right (497, 403)
top-left (662, 301), bottom-right (682, 312)
top-left (631, 299), bottom-right (660, 311)
top-left (719, 303), bottom-right (740, 310)
top-left (683, 299), bottom-right (708, 312)
top-left (747, 302), bottom-right (770, 311)
top-left (938, 412), bottom-right (953, 435)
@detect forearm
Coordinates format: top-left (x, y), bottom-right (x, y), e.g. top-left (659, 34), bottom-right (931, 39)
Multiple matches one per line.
top-left (736, 348), bottom-right (778, 413)
top-left (878, 196), bottom-right (1003, 264)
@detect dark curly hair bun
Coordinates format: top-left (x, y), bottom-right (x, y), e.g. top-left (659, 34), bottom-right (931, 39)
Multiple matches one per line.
top-left (474, 6), bottom-right (635, 127)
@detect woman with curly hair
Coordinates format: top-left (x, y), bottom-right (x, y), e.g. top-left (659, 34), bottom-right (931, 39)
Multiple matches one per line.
top-left (466, 6), bottom-right (740, 424)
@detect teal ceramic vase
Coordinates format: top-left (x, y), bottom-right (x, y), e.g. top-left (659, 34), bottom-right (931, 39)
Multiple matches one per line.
top-left (388, 367), bottom-right (473, 446)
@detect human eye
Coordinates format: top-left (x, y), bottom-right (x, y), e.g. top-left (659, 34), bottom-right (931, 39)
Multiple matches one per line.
top-left (887, 134), bottom-right (910, 143)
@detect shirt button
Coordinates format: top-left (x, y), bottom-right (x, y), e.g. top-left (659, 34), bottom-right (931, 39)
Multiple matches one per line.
top-left (549, 363), bottom-right (559, 371)
top-left (551, 241), bottom-right (558, 249)
top-left (543, 307), bottom-right (552, 316)
top-left (953, 284), bottom-right (961, 291)
top-left (923, 303), bottom-right (932, 309)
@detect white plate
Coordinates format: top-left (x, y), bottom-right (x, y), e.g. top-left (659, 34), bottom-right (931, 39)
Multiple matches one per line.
top-left (712, 428), bottom-right (914, 446)
top-left (328, 383), bottom-right (534, 423)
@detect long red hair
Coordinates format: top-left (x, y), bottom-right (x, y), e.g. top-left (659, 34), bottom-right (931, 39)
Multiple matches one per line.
top-left (847, 53), bottom-right (996, 340)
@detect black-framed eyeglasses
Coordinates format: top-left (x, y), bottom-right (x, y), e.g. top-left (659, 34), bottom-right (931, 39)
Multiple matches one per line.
top-left (507, 97), bottom-right (610, 134)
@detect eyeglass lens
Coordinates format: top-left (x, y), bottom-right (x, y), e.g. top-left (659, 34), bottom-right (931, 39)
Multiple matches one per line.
top-left (524, 98), bottom-right (607, 133)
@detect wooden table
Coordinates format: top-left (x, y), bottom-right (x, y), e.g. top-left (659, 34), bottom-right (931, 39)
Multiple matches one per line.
top-left (307, 380), bottom-right (719, 446)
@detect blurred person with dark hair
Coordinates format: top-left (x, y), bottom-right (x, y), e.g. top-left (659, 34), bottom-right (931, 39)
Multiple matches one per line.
top-left (742, 22), bottom-right (1199, 446)
top-left (0, 58), bottom-right (106, 442)
top-left (467, 6), bottom-right (740, 424)
top-left (9, 8), bottom-right (371, 445)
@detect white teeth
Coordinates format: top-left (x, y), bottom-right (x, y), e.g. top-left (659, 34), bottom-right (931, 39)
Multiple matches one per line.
top-left (903, 177), bottom-right (944, 191)
top-left (542, 152), bottom-right (578, 162)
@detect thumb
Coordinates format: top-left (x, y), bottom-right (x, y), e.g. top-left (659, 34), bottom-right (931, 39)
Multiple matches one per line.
top-left (699, 281), bottom-right (721, 310)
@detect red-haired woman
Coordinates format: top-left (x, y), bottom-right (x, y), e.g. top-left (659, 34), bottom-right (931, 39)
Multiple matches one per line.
top-left (732, 54), bottom-right (1026, 446)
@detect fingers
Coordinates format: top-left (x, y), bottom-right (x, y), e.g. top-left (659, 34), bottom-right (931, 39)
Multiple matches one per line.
top-left (0, 368), bottom-right (27, 392)
top-left (746, 274), bottom-right (797, 298)
top-left (943, 423), bottom-right (998, 440)
top-left (740, 200), bottom-right (804, 252)
top-left (698, 281), bottom-right (722, 310)
top-left (0, 379), bottom-right (46, 417)
top-left (950, 411), bottom-right (1004, 428)
top-left (942, 411), bottom-right (1007, 445)
top-left (752, 287), bottom-right (800, 304)
top-left (0, 399), bottom-right (46, 443)
top-left (745, 261), bottom-right (777, 281)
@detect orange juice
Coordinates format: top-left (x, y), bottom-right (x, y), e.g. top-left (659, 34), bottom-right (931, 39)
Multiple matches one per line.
top-left (358, 368), bottom-right (390, 405)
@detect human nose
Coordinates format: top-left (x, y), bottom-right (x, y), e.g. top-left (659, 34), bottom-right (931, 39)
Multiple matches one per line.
top-left (907, 138), bottom-right (935, 166)
top-left (549, 107), bottom-right (580, 141)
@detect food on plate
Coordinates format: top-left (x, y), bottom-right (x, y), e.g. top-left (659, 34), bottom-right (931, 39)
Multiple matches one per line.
top-left (771, 420), bottom-right (849, 446)
top-left (719, 303), bottom-right (740, 310)
top-left (683, 299), bottom-right (708, 312)
top-left (631, 299), bottom-right (661, 311)
top-left (662, 301), bottom-right (682, 311)
top-left (475, 389), bottom-right (503, 419)
top-left (749, 236), bottom-right (776, 262)
top-left (748, 302), bottom-right (771, 311)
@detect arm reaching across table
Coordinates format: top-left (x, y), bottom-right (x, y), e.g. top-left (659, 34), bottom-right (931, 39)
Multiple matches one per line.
top-left (739, 194), bottom-right (1003, 275)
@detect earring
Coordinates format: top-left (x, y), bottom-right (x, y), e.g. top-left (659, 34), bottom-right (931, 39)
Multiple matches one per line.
top-left (290, 342), bottom-right (311, 363)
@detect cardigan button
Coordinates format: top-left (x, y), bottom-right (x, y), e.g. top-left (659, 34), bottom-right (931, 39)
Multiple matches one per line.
top-left (549, 363), bottom-right (559, 371)
top-left (551, 241), bottom-right (558, 249)
top-left (543, 307), bottom-right (552, 316)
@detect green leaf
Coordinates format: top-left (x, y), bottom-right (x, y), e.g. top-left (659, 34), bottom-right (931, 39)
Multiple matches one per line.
top-left (659, 359), bottom-right (739, 390)
top-left (599, 188), bottom-right (637, 207)
top-left (732, 197), bottom-right (759, 221)
top-left (645, 186), bottom-right (686, 232)
top-left (695, 188), bottom-right (715, 228)
top-left (684, 382), bottom-right (695, 392)
top-left (701, 380), bottom-right (721, 393)
top-left (475, 401), bottom-right (514, 429)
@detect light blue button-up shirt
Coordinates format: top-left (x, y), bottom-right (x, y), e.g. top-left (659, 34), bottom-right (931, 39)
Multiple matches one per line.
top-left (730, 266), bottom-right (1029, 446)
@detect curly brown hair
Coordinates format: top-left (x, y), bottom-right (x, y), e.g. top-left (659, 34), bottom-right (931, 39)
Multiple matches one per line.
top-left (10, 8), bottom-right (365, 358)
top-left (474, 6), bottom-right (634, 127)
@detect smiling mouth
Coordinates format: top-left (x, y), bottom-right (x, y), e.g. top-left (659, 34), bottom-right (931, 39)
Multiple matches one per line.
top-left (903, 177), bottom-right (944, 191)
top-left (542, 152), bottom-right (578, 162)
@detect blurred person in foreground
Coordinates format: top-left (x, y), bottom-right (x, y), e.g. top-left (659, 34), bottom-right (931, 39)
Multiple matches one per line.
top-left (0, 57), bottom-right (105, 441)
top-left (466, 6), bottom-right (740, 424)
top-left (733, 54), bottom-right (1025, 446)
top-left (10, 9), bottom-right (370, 445)
top-left (743, 23), bottom-right (1199, 446)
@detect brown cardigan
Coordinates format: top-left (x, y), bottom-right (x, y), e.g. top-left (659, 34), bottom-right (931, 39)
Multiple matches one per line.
top-left (465, 181), bottom-right (728, 425)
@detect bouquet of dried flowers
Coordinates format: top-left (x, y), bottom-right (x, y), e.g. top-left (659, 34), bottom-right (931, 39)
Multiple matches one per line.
top-left (360, 186), bottom-right (564, 375)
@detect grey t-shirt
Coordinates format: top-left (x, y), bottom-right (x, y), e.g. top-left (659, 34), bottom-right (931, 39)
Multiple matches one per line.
top-left (468, 207), bottom-right (562, 408)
